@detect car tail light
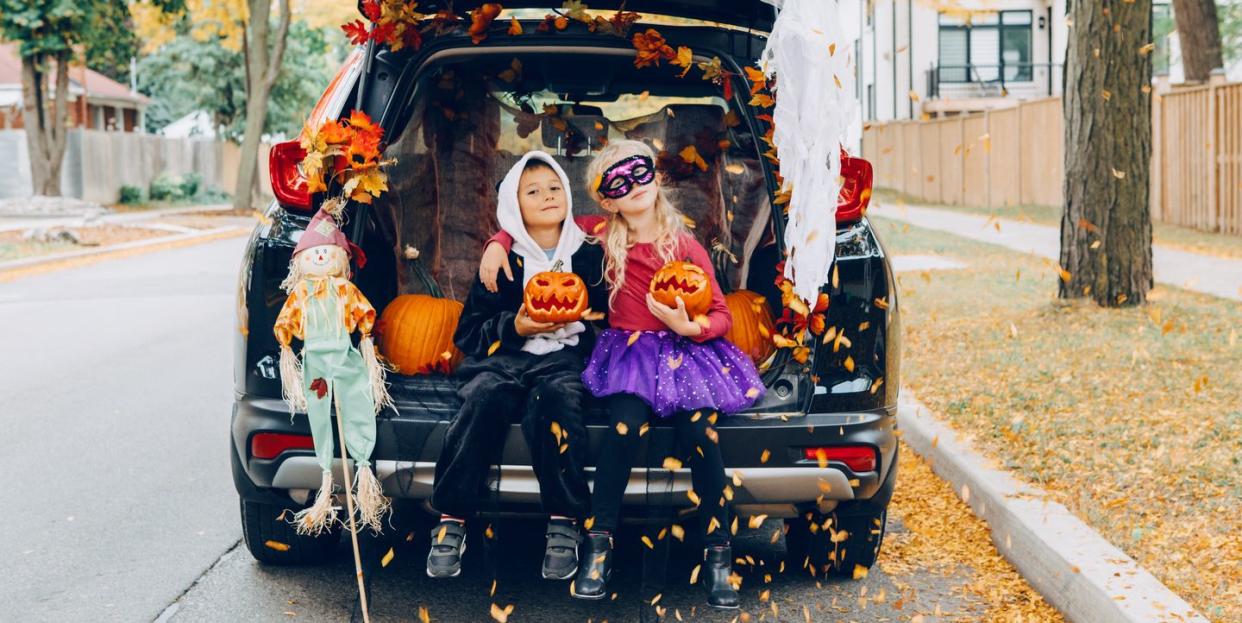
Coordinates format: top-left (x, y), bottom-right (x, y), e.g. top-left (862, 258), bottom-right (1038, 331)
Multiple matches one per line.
top-left (251, 432), bottom-right (315, 460)
top-left (803, 445), bottom-right (877, 472)
top-left (269, 140), bottom-right (312, 211)
top-left (837, 152), bottom-right (873, 224)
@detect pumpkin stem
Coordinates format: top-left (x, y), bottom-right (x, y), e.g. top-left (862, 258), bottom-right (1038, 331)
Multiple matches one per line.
top-left (551, 259), bottom-right (563, 271)
top-left (406, 250), bottom-right (446, 298)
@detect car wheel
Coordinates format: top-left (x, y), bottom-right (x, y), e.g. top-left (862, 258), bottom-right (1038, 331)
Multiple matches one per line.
top-left (784, 506), bottom-right (887, 577)
top-left (240, 497), bottom-right (341, 565)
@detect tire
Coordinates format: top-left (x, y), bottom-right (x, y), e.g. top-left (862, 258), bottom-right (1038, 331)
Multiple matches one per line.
top-left (240, 497), bottom-right (341, 565)
top-left (784, 506), bottom-right (888, 577)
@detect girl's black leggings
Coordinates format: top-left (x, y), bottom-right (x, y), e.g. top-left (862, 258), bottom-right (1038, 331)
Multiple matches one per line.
top-left (590, 393), bottom-right (731, 546)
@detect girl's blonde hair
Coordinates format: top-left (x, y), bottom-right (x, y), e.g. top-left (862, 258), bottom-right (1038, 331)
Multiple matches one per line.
top-left (585, 139), bottom-right (688, 308)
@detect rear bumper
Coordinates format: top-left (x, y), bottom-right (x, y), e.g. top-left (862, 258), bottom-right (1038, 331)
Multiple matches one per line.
top-left (232, 394), bottom-right (898, 517)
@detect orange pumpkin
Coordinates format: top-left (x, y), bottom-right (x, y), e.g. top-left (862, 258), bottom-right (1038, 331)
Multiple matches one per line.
top-left (376, 294), bottom-right (464, 375)
top-left (650, 260), bottom-right (713, 318)
top-left (724, 290), bottom-right (777, 364)
top-left (524, 270), bottom-right (589, 323)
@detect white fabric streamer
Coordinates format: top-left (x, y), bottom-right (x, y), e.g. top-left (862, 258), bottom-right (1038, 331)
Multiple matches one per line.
top-left (760, 0), bottom-right (858, 305)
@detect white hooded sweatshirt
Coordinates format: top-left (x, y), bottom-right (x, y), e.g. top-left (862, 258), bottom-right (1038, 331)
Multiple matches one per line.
top-left (495, 151), bottom-right (588, 355)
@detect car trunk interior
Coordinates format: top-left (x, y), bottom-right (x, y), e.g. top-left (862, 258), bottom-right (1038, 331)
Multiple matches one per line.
top-left (351, 50), bottom-right (789, 419)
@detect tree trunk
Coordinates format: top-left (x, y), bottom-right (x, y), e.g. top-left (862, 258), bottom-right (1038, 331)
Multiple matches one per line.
top-left (232, 0), bottom-right (292, 210)
top-left (1060, 0), bottom-right (1154, 307)
top-left (1171, 0), bottom-right (1223, 82)
top-left (19, 52), bottom-right (72, 197)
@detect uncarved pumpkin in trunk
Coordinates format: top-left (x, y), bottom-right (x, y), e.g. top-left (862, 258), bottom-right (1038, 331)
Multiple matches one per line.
top-left (724, 290), bottom-right (776, 365)
top-left (377, 294), bottom-right (464, 375)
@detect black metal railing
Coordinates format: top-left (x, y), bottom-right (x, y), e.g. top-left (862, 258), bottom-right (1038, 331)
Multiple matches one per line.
top-left (926, 63), bottom-right (1063, 99)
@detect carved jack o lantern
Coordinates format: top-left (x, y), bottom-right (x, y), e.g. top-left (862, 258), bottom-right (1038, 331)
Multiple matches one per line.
top-left (650, 260), bottom-right (713, 318)
top-left (524, 262), bottom-right (589, 323)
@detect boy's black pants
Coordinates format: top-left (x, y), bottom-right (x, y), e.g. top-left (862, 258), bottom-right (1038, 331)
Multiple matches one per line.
top-left (431, 349), bottom-right (591, 519)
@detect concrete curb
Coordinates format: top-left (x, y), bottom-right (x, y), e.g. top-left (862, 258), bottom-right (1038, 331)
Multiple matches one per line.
top-left (0, 226), bottom-right (250, 275)
top-left (897, 392), bottom-right (1207, 623)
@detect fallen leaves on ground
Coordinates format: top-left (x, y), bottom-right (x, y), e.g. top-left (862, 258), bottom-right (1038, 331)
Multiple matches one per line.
top-left (874, 214), bottom-right (1242, 622)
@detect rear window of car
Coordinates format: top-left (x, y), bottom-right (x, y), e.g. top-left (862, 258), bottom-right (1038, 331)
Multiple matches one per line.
top-left (373, 50), bottom-right (775, 302)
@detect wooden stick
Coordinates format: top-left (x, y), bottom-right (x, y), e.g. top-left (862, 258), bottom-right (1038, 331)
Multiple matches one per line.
top-left (334, 392), bottom-right (371, 623)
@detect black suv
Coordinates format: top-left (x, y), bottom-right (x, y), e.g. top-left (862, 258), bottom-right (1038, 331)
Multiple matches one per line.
top-left (232, 0), bottom-right (900, 576)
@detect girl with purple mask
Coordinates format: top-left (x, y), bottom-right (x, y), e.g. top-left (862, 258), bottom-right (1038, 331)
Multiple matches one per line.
top-left (480, 140), bottom-right (764, 612)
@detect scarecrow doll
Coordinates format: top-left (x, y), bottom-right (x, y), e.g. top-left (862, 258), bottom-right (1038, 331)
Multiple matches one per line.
top-left (274, 207), bottom-right (393, 535)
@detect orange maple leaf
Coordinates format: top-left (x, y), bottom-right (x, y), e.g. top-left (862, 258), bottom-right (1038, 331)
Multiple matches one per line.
top-left (469, 3), bottom-right (503, 44)
top-left (632, 29), bottom-right (676, 68)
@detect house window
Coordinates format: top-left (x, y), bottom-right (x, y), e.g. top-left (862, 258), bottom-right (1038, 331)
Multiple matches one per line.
top-left (937, 10), bottom-right (1033, 84)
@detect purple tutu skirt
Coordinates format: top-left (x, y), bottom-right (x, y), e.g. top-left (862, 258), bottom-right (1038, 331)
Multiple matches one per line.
top-left (581, 329), bottom-right (766, 418)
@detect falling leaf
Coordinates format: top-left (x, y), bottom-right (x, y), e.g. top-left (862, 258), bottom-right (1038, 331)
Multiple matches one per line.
top-left (690, 564), bottom-right (701, 584)
top-left (1111, 168), bottom-right (1126, 179)
top-left (679, 145), bottom-right (709, 171)
top-left (642, 535), bottom-right (655, 549)
top-left (671, 524), bottom-right (685, 541)
top-left (748, 514), bottom-right (769, 529)
top-left (853, 564), bottom-right (869, 579)
top-left (265, 540), bottom-right (291, 552)
top-left (639, 422), bottom-right (651, 436)
top-left (1139, 42), bottom-right (1155, 55)
top-left (760, 449), bottom-right (771, 464)
top-left (381, 547), bottom-right (395, 567)
top-left (487, 340), bottom-right (502, 356)
top-left (489, 603), bottom-right (514, 622)
top-left (687, 489), bottom-right (701, 505)
top-left (616, 422), bottom-right (629, 436)
top-left (844, 356), bottom-right (855, 372)
top-left (507, 17), bottom-right (522, 35)
top-left (663, 457), bottom-right (683, 470)
top-left (419, 605), bottom-right (431, 623)
top-left (627, 331), bottom-right (641, 346)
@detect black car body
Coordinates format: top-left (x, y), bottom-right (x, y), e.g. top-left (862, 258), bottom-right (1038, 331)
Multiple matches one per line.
top-left (232, 0), bottom-right (900, 574)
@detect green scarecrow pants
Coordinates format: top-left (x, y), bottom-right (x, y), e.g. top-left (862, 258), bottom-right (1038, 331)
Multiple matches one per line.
top-left (302, 283), bottom-right (377, 472)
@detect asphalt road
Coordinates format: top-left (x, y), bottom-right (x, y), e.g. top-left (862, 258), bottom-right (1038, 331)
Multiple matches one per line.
top-left (2, 235), bottom-right (991, 623)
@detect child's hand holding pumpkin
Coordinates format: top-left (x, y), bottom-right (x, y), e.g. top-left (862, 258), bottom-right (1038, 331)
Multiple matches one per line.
top-left (645, 293), bottom-right (703, 338)
top-left (514, 304), bottom-right (568, 337)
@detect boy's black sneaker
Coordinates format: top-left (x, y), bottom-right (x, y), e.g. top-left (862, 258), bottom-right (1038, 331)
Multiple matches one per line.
top-left (541, 519), bottom-right (582, 580)
top-left (426, 520), bottom-right (467, 578)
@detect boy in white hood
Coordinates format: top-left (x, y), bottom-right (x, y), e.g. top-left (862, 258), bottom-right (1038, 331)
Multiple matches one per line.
top-left (427, 151), bottom-right (607, 581)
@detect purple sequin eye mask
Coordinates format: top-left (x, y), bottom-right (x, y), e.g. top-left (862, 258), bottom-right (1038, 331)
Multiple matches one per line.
top-left (597, 155), bottom-right (656, 199)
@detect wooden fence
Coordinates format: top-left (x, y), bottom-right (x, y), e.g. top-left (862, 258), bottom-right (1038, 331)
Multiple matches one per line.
top-left (861, 81), bottom-right (1242, 235)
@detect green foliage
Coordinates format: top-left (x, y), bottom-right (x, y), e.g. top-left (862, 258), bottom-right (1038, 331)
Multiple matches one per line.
top-left (118, 184), bottom-right (145, 204)
top-left (0, 0), bottom-right (85, 57)
top-left (148, 172), bottom-right (183, 201)
top-left (1222, 1), bottom-right (1242, 69)
top-left (137, 21), bottom-right (336, 141)
top-left (178, 171), bottom-right (201, 198)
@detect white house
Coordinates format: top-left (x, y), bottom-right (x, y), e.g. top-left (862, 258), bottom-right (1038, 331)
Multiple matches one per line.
top-left (853, 0), bottom-right (1224, 122)
top-left (857, 0), bottom-right (1070, 122)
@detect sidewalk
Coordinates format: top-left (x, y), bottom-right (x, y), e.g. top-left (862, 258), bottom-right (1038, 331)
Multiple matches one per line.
top-left (874, 203), bottom-right (1242, 301)
top-left (0, 203), bottom-right (235, 233)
